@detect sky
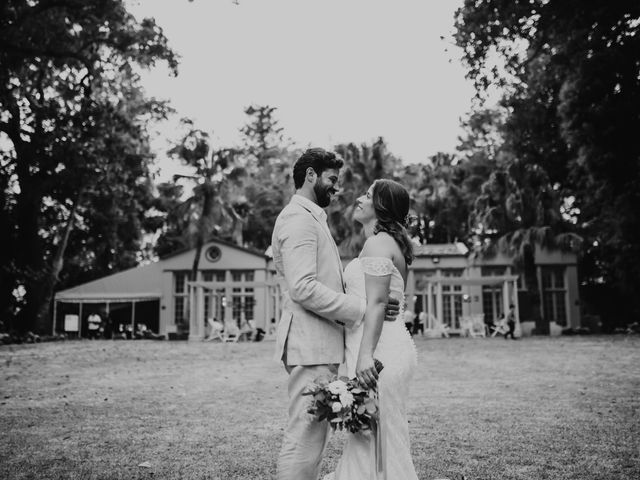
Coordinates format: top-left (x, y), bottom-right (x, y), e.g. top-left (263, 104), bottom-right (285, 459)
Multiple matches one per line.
top-left (127, 0), bottom-right (476, 181)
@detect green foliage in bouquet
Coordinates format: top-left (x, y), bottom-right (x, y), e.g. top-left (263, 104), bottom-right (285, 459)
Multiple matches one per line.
top-left (303, 359), bottom-right (384, 433)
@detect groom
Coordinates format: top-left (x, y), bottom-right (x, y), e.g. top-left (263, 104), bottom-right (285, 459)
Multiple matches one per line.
top-left (271, 148), bottom-right (398, 480)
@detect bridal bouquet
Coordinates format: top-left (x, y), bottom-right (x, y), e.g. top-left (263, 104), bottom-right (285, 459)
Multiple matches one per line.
top-left (303, 359), bottom-right (384, 433)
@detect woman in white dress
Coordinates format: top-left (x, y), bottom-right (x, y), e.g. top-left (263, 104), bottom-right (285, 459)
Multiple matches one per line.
top-left (326, 179), bottom-right (419, 480)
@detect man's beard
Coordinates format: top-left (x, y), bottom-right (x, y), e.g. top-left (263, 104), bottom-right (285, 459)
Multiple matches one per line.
top-left (314, 183), bottom-right (333, 208)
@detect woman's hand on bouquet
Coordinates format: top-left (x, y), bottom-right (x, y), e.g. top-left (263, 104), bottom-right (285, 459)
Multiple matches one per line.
top-left (356, 354), bottom-right (378, 390)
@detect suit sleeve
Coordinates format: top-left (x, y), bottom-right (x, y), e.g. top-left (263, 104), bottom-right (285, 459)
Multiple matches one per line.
top-left (277, 212), bottom-right (365, 329)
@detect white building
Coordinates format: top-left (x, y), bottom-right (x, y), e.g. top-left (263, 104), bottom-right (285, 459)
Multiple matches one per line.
top-left (54, 239), bottom-right (274, 339)
top-left (54, 239), bottom-right (580, 338)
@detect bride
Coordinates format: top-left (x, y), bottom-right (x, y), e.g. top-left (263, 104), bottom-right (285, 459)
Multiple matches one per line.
top-left (325, 179), bottom-right (419, 480)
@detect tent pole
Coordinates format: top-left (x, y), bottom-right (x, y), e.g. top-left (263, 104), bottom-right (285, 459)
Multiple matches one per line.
top-left (78, 302), bottom-right (83, 338)
top-left (436, 282), bottom-right (443, 328)
top-left (427, 283), bottom-right (433, 328)
top-left (513, 280), bottom-right (521, 335)
top-left (131, 300), bottom-right (136, 339)
top-left (106, 302), bottom-right (111, 339)
top-left (502, 281), bottom-right (509, 325)
top-left (52, 300), bottom-right (58, 336)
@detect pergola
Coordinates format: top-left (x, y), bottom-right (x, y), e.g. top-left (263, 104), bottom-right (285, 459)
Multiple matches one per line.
top-left (186, 274), bottom-right (520, 339)
top-left (418, 274), bottom-right (520, 330)
top-left (187, 279), bottom-right (281, 341)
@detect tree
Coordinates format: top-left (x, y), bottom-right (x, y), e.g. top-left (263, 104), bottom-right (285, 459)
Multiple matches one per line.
top-left (237, 105), bottom-right (295, 251)
top-left (418, 152), bottom-right (469, 244)
top-left (164, 120), bottom-right (245, 288)
top-left (455, 1), bottom-right (640, 322)
top-left (397, 108), bottom-right (504, 247)
top-left (239, 104), bottom-right (288, 169)
top-left (331, 138), bottom-right (402, 257)
top-left (151, 182), bottom-right (189, 259)
top-left (470, 154), bottom-right (581, 331)
top-left (0, 0), bottom-right (177, 333)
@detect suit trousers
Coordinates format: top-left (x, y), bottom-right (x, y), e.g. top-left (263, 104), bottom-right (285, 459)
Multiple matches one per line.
top-left (276, 363), bottom-right (339, 480)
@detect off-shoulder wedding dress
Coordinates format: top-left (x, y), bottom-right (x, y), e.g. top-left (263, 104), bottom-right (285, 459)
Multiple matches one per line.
top-left (325, 256), bottom-right (419, 480)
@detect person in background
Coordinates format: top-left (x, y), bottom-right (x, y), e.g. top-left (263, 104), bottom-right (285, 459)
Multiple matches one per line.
top-left (415, 310), bottom-right (427, 336)
top-left (268, 317), bottom-right (277, 336)
top-left (504, 304), bottom-right (517, 340)
top-left (103, 311), bottom-right (113, 339)
top-left (484, 314), bottom-right (496, 336)
top-left (87, 312), bottom-right (102, 339)
top-left (403, 308), bottom-right (416, 336)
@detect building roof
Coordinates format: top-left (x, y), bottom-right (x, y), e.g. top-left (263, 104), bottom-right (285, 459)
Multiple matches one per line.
top-left (160, 236), bottom-right (268, 260)
top-left (55, 238), bottom-right (268, 303)
top-left (55, 262), bottom-right (163, 303)
top-left (413, 242), bottom-right (469, 257)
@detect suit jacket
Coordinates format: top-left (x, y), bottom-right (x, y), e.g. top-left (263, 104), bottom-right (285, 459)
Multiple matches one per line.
top-left (271, 195), bottom-right (365, 366)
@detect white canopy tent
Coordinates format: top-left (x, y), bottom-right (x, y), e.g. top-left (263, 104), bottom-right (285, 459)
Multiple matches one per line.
top-left (54, 263), bottom-right (162, 336)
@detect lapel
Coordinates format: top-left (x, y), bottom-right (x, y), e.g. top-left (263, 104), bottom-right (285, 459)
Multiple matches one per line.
top-left (290, 196), bottom-right (345, 291)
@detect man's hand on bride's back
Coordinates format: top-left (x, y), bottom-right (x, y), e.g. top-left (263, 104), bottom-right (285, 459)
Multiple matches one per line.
top-left (384, 297), bottom-right (401, 322)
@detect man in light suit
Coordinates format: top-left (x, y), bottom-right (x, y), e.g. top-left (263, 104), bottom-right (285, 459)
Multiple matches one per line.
top-left (272, 148), bottom-right (399, 480)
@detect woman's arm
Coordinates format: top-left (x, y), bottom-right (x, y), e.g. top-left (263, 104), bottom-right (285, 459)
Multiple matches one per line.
top-left (355, 236), bottom-right (394, 389)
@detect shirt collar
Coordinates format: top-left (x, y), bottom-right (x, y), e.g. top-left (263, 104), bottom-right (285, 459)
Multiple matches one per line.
top-left (292, 194), bottom-right (327, 222)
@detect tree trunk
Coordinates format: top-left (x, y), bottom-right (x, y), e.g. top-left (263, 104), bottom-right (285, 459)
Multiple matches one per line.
top-left (523, 244), bottom-right (547, 334)
top-left (34, 192), bottom-right (83, 334)
top-left (190, 186), bottom-right (216, 288)
top-left (14, 146), bottom-right (47, 334)
top-left (191, 191), bottom-right (214, 280)
top-left (0, 176), bottom-right (16, 328)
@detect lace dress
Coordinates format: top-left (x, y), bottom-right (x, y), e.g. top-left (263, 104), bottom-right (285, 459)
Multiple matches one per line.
top-left (326, 257), bottom-right (419, 480)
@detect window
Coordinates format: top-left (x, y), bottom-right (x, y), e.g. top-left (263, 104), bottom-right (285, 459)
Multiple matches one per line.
top-left (541, 266), bottom-right (567, 325)
top-left (481, 266), bottom-right (507, 276)
top-left (231, 270), bottom-right (255, 325)
top-left (202, 270), bottom-right (225, 282)
top-left (203, 270), bottom-right (225, 322)
top-left (442, 269), bottom-right (464, 290)
top-left (441, 269), bottom-right (464, 329)
top-left (481, 267), bottom-right (507, 322)
top-left (205, 246), bottom-right (222, 262)
top-left (482, 289), bottom-right (503, 323)
top-left (173, 271), bottom-right (191, 326)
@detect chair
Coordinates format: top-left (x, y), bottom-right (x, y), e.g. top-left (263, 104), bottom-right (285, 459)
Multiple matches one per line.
top-left (460, 316), bottom-right (473, 337)
top-left (417, 312), bottom-right (427, 336)
top-left (490, 317), bottom-right (509, 337)
top-left (237, 319), bottom-right (255, 342)
top-left (222, 321), bottom-right (240, 343)
top-left (469, 313), bottom-right (487, 338)
top-left (425, 313), bottom-right (450, 338)
top-left (205, 319), bottom-right (224, 342)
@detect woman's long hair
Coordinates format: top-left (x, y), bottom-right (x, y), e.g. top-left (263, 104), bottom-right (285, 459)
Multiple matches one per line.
top-left (371, 179), bottom-right (414, 266)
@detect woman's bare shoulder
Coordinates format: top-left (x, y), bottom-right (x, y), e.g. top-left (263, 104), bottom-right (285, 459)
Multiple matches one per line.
top-left (361, 232), bottom-right (396, 259)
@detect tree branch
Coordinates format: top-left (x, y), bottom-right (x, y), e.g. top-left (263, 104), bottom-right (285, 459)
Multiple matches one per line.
top-left (9, 0), bottom-right (86, 30)
top-left (0, 99), bottom-right (22, 147)
top-left (0, 41), bottom-right (90, 65)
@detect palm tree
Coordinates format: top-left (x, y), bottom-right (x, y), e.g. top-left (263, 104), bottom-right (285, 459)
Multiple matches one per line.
top-left (331, 138), bottom-right (402, 257)
top-left (470, 156), bottom-right (581, 333)
top-left (167, 121), bottom-right (244, 287)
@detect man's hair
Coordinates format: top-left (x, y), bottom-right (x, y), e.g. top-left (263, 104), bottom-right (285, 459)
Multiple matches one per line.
top-left (292, 148), bottom-right (344, 189)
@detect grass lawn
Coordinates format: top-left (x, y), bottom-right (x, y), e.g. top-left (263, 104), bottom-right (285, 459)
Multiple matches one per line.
top-left (1, 335), bottom-right (639, 480)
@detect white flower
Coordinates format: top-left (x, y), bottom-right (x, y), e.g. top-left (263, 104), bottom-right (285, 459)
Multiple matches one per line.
top-left (332, 401), bottom-right (343, 413)
top-left (327, 380), bottom-right (348, 395)
top-left (339, 392), bottom-right (354, 408)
